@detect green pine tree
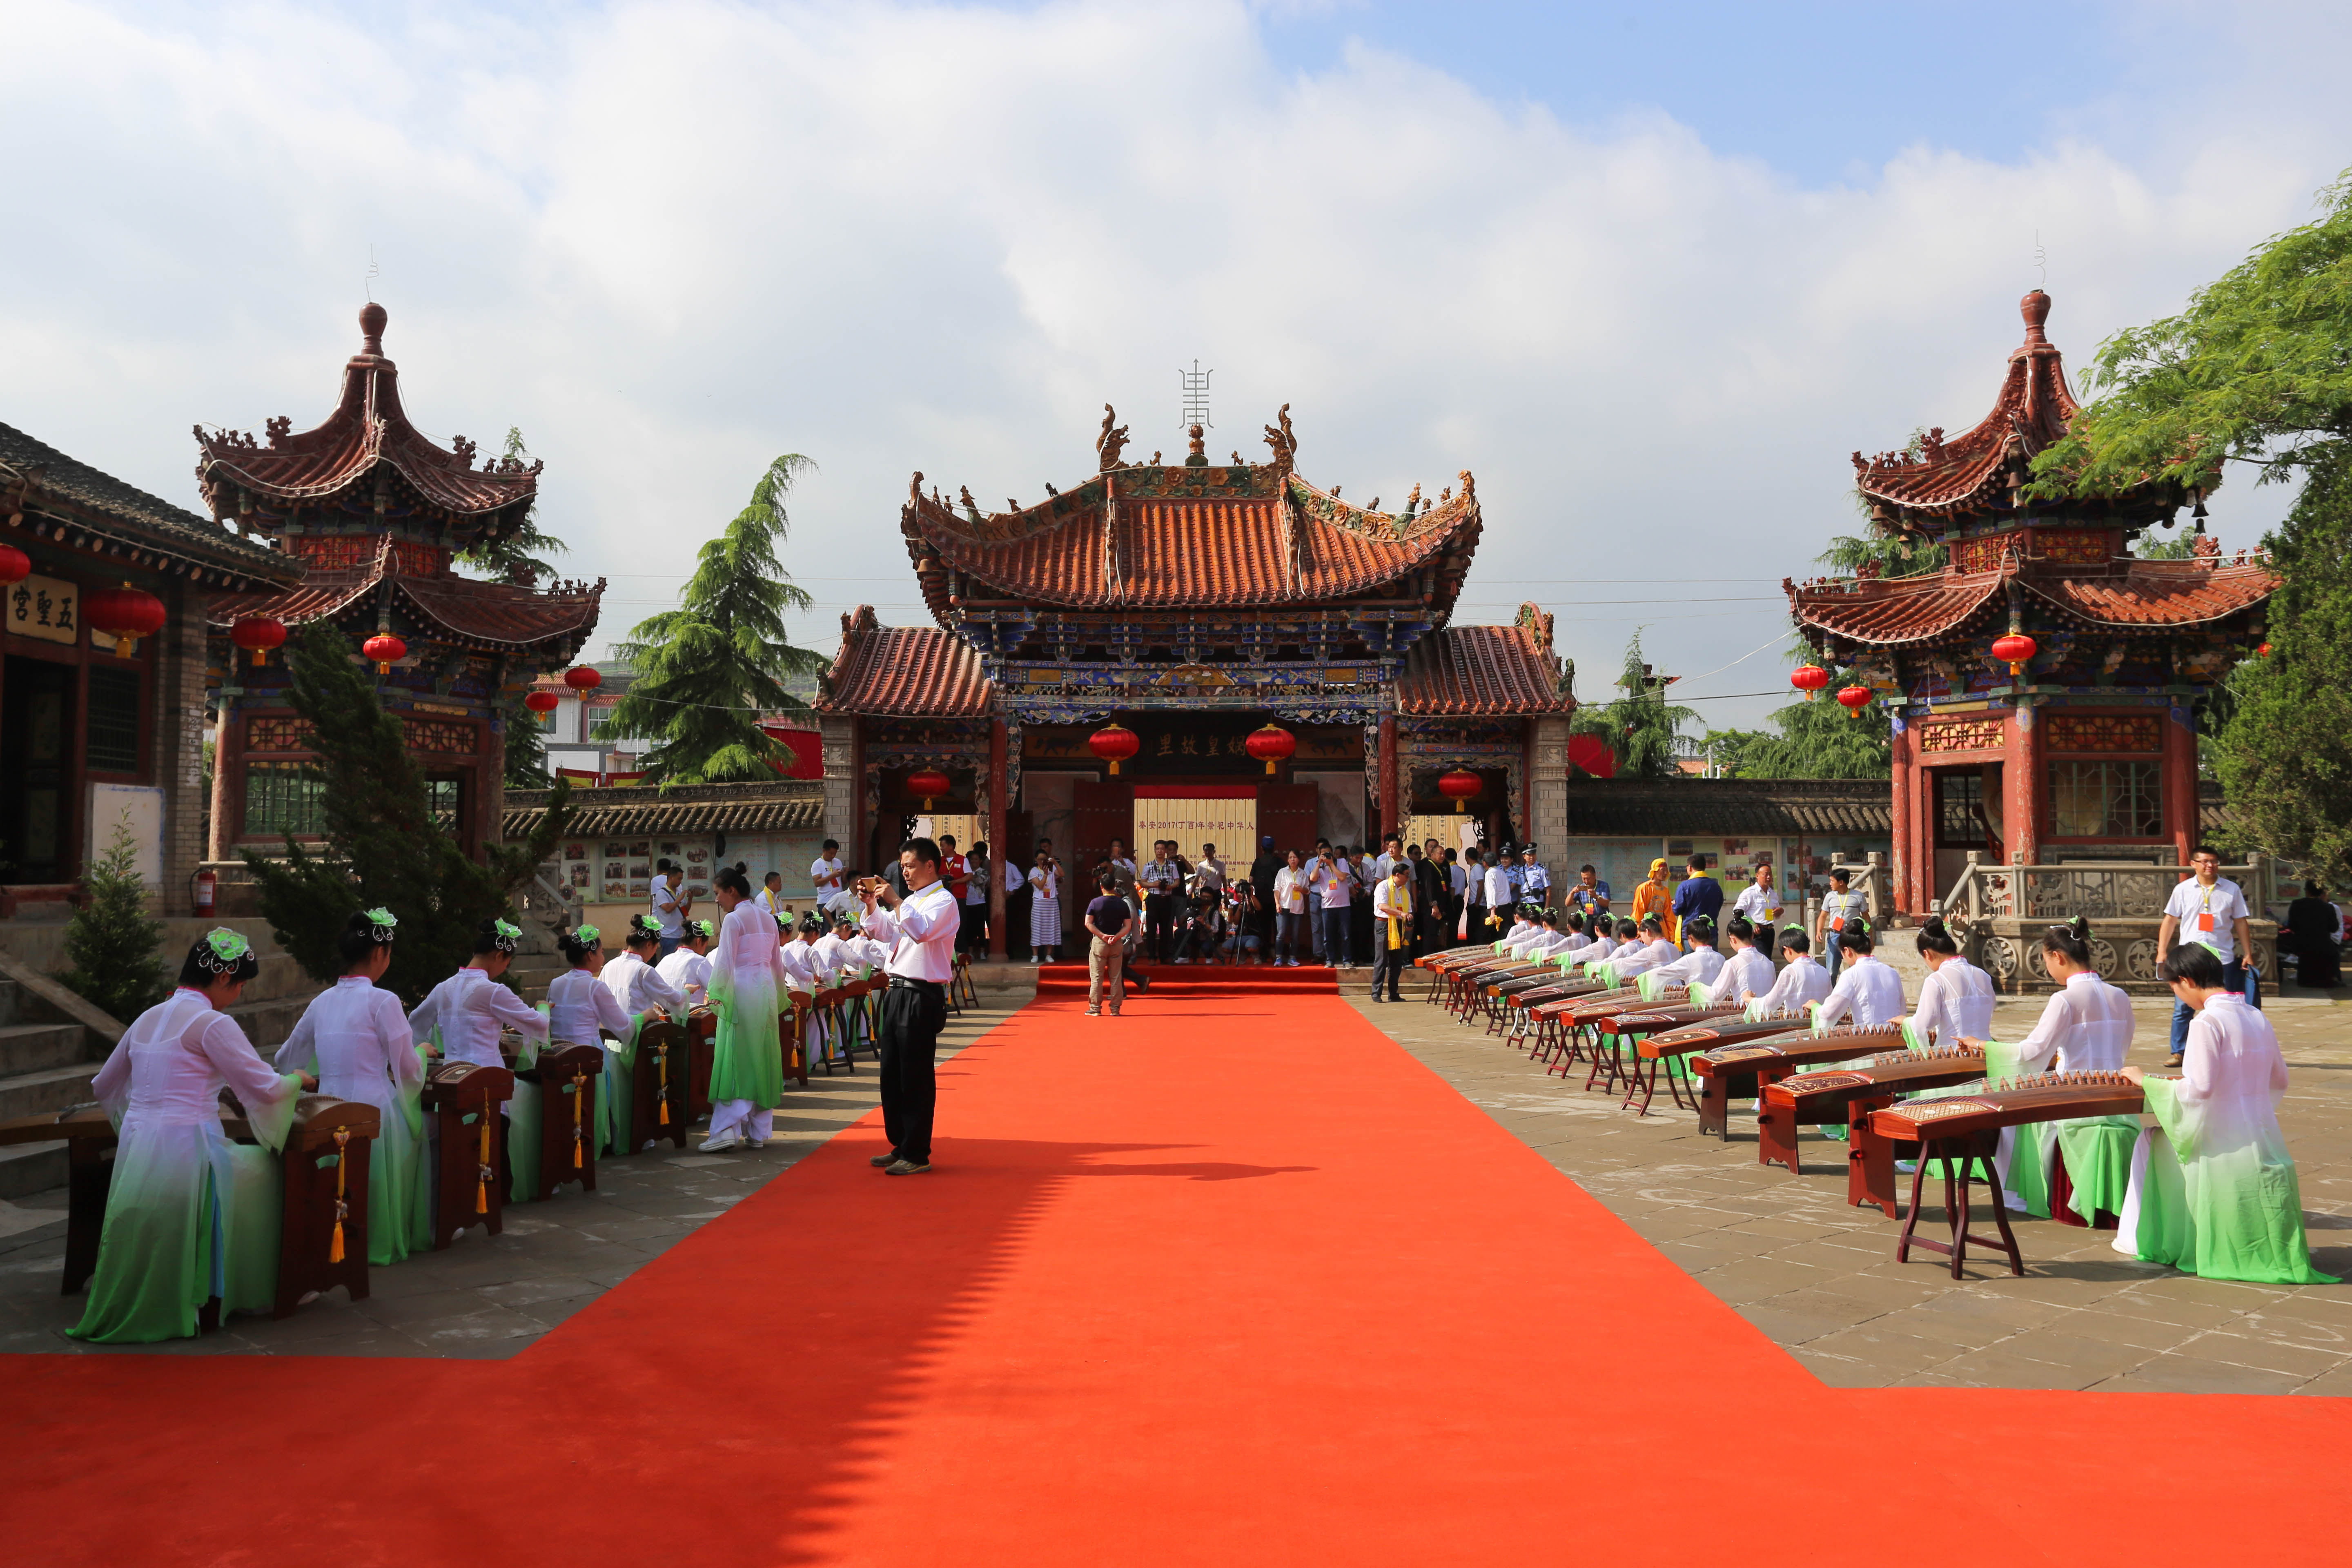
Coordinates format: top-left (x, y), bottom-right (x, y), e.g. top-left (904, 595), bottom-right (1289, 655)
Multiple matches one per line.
top-left (60, 811), bottom-right (168, 1022)
top-left (1708, 673), bottom-right (1892, 780)
top-left (244, 622), bottom-right (573, 1002)
top-left (597, 454), bottom-right (826, 784)
top-left (457, 428), bottom-right (569, 584)
top-left (1570, 632), bottom-right (1696, 779)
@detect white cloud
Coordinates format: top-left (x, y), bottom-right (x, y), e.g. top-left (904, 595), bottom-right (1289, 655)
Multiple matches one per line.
top-left (2, 1), bottom-right (2343, 724)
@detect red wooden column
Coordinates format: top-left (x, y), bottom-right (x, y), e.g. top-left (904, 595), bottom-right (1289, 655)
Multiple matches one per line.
top-left (2162, 704), bottom-right (2198, 864)
top-left (2004, 706), bottom-right (2041, 865)
top-left (987, 718), bottom-right (1009, 961)
top-left (1378, 713), bottom-right (1399, 838)
top-left (1889, 719), bottom-right (1917, 913)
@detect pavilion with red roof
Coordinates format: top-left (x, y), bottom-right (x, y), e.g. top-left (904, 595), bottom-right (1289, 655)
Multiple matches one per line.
top-left (1789, 290), bottom-right (2276, 927)
top-left (197, 305), bottom-right (604, 867)
top-left (817, 408), bottom-right (1572, 954)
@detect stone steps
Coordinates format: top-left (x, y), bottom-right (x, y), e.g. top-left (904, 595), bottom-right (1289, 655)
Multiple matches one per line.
top-left (0, 1020), bottom-right (87, 1078)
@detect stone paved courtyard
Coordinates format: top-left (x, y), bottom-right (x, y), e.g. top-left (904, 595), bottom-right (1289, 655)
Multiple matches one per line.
top-left (1345, 977), bottom-right (2352, 1394)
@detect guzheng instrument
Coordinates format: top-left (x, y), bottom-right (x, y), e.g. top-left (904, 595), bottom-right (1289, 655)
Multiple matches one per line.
top-left (1690, 1022), bottom-right (1906, 1151)
top-left (1864, 1071), bottom-right (2145, 1278)
top-left (1521, 987), bottom-right (1647, 1069)
top-left (519, 1042), bottom-right (604, 1200)
top-left (1759, 1045), bottom-right (1987, 1211)
top-left (1579, 1004), bottom-right (1746, 1103)
top-left (631, 1018), bottom-right (695, 1152)
top-left (0, 1094), bottom-right (379, 1314)
top-left (1622, 1011), bottom-right (1806, 1116)
top-left (421, 1060), bottom-right (514, 1248)
top-left (780, 996), bottom-right (811, 1087)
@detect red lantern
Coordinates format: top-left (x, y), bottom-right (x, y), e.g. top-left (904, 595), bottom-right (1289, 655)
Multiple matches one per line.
top-left (1244, 722), bottom-right (1296, 776)
top-left (1565, 733), bottom-right (1616, 778)
top-left (524, 689), bottom-right (561, 715)
top-left (0, 542), bottom-right (28, 585)
top-left (85, 584), bottom-right (167, 657)
top-left (1835, 686), bottom-right (1873, 717)
top-left (1790, 664), bottom-right (1831, 700)
top-left (906, 768), bottom-right (952, 811)
top-left (564, 666), bottom-right (603, 693)
top-left (1438, 769), bottom-right (1483, 814)
top-left (229, 615), bottom-right (287, 666)
top-left (2257, 641), bottom-right (2273, 658)
top-left (362, 633), bottom-right (408, 674)
top-left (1089, 722), bottom-right (1140, 776)
top-left (1991, 632), bottom-right (2037, 679)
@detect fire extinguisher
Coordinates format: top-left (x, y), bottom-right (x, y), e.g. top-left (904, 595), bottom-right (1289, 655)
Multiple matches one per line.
top-left (192, 868), bottom-right (216, 916)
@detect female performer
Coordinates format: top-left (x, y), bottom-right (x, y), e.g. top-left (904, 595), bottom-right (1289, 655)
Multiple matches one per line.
top-left (702, 868), bottom-right (788, 1153)
top-left (1706, 915), bottom-right (1776, 1008)
top-left (275, 909), bottom-right (429, 1266)
top-left (657, 919), bottom-right (716, 1011)
top-left (1751, 926), bottom-right (1832, 1019)
top-left (1604, 915), bottom-right (1680, 985)
top-left (1905, 916), bottom-right (1995, 1050)
top-left (409, 919), bottom-right (549, 1199)
top-left (1812, 917), bottom-right (1905, 1028)
top-left (1028, 849), bottom-right (1063, 964)
top-left (69, 931), bottom-right (313, 1343)
top-left (606, 913), bottom-right (690, 1152)
top-left (2117, 944), bottom-right (2338, 1283)
top-left (1644, 913), bottom-right (1726, 999)
top-left (548, 926), bottom-right (635, 1157)
top-left (1961, 916), bottom-right (2135, 1218)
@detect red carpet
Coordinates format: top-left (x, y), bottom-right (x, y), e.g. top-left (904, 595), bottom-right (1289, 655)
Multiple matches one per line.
top-left (3, 987), bottom-right (2345, 1565)
top-left (1033, 959), bottom-right (1341, 996)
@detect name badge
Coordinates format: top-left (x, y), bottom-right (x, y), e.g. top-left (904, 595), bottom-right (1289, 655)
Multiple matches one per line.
top-left (2198, 912), bottom-right (2215, 932)
top-left (1830, 915), bottom-right (1845, 932)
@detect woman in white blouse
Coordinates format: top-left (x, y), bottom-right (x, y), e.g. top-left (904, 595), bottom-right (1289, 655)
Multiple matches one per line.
top-left (276, 909), bottom-right (428, 1265)
top-left (1646, 914), bottom-right (1727, 996)
top-left (1028, 851), bottom-right (1063, 963)
top-left (1906, 916), bottom-right (1995, 1050)
top-left (1751, 926), bottom-right (1831, 1019)
top-left (1706, 915), bottom-right (1777, 1009)
top-left (1813, 919), bottom-right (1907, 1029)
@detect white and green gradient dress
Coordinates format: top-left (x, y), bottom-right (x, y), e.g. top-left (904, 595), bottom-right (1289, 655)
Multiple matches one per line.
top-left (275, 976), bottom-right (431, 1266)
top-left (2115, 995), bottom-right (2339, 1284)
top-left (706, 900), bottom-right (789, 1144)
top-left (68, 990), bottom-right (303, 1343)
top-left (408, 967), bottom-right (548, 1201)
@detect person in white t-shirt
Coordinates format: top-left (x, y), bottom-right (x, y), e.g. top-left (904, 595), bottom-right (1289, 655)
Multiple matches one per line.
top-left (649, 860), bottom-right (690, 958)
top-left (1272, 849), bottom-right (1312, 967)
top-left (2156, 845), bottom-right (2259, 1066)
top-left (1312, 847), bottom-right (1355, 968)
top-left (1732, 862), bottom-right (1784, 934)
top-left (810, 840), bottom-right (846, 896)
top-left (755, 870), bottom-right (788, 922)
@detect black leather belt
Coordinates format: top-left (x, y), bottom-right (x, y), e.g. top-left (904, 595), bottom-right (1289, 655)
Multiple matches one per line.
top-left (889, 976), bottom-right (945, 993)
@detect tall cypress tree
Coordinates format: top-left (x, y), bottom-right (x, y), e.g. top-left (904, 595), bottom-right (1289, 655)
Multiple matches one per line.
top-left (245, 622), bottom-right (572, 1001)
top-left (1570, 632), bottom-right (1697, 779)
top-left (599, 453), bottom-right (825, 784)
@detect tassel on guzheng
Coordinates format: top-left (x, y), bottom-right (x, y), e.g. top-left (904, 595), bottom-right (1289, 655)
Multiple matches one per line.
top-left (330, 1128), bottom-right (351, 1263)
top-left (477, 1118), bottom-right (493, 1214)
top-left (571, 1075), bottom-right (585, 1169)
top-left (657, 1045), bottom-right (671, 1125)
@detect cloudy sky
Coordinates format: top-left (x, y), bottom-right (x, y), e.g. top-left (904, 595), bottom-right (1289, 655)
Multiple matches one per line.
top-left (6, 1), bottom-right (2348, 727)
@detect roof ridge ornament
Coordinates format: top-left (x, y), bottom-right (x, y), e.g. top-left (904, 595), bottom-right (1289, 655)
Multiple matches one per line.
top-left (1262, 404), bottom-right (1296, 474)
top-left (1096, 405), bottom-right (1130, 472)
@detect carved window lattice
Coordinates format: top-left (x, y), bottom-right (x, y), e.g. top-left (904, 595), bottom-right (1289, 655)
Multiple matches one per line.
top-left (403, 717), bottom-right (478, 755)
top-left (2031, 529), bottom-right (2112, 565)
top-left (2045, 713), bottom-right (2160, 753)
top-left (1951, 535), bottom-right (2011, 575)
top-left (245, 713), bottom-right (315, 753)
top-left (286, 535), bottom-right (450, 577)
top-left (1918, 717), bottom-right (2004, 753)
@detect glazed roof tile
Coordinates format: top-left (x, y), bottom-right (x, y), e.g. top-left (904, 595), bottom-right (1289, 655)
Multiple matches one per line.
top-left (902, 461), bottom-right (1480, 619)
top-left (1788, 556), bottom-right (2278, 650)
top-left (504, 780), bottom-right (825, 839)
top-left (1786, 571), bottom-right (2007, 648)
top-left (207, 538), bottom-right (603, 657)
top-left (194, 304), bottom-right (540, 528)
top-left (0, 421), bottom-right (301, 588)
top-left (2023, 559), bottom-right (2279, 628)
top-left (818, 608), bottom-right (995, 716)
top-left (1396, 620), bottom-right (1570, 715)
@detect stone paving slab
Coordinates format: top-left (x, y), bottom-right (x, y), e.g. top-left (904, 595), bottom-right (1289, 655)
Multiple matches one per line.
top-left (1346, 973), bottom-right (2352, 1394)
top-left (0, 998), bottom-right (1018, 1358)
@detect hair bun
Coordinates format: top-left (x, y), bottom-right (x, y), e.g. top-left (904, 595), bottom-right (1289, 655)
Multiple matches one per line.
top-left (1922, 915), bottom-right (1947, 938)
top-left (2069, 914), bottom-right (2092, 940)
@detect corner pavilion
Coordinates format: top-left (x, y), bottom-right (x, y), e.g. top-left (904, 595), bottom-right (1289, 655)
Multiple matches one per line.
top-left (815, 409), bottom-right (1575, 955)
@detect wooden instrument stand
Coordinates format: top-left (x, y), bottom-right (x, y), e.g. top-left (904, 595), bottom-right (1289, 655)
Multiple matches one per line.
top-left (631, 1019), bottom-right (694, 1152)
top-left (687, 1007), bottom-right (717, 1120)
top-left (521, 1043), bottom-right (603, 1200)
top-left (276, 1094), bottom-right (380, 1317)
top-left (421, 1061), bottom-right (514, 1248)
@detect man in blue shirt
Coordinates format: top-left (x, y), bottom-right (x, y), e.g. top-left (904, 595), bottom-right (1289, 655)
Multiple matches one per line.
top-left (1566, 864), bottom-right (1611, 918)
top-left (1671, 855), bottom-right (1724, 950)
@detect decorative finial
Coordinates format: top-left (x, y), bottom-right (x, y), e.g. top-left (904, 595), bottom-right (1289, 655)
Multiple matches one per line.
top-left (1184, 423), bottom-right (1207, 468)
top-left (359, 302), bottom-right (388, 355)
top-left (2020, 290), bottom-right (2051, 345)
top-left (1096, 405), bottom-right (1130, 472)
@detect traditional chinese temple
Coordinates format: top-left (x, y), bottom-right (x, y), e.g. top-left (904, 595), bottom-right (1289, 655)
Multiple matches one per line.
top-left (817, 407), bottom-right (1574, 951)
top-left (197, 305), bottom-right (604, 873)
top-left (1788, 290), bottom-right (2277, 915)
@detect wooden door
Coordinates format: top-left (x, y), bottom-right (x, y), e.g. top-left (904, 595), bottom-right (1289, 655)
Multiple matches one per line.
top-left (1072, 781), bottom-right (1134, 893)
top-left (1256, 783), bottom-right (1319, 861)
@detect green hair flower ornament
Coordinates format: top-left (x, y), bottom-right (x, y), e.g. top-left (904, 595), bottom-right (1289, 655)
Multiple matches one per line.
top-left (574, 924), bottom-right (601, 945)
top-left (197, 927), bottom-right (252, 973)
top-left (364, 906), bottom-right (399, 941)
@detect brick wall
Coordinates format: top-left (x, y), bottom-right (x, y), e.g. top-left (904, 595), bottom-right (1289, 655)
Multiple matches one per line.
top-left (157, 584), bottom-right (210, 916)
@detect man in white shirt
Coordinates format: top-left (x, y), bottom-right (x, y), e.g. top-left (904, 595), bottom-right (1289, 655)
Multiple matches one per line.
top-left (1482, 854), bottom-right (1515, 933)
top-left (1192, 843), bottom-right (1227, 899)
top-left (1372, 833), bottom-right (1403, 884)
top-left (810, 840), bottom-right (846, 896)
top-left (755, 870), bottom-right (788, 922)
top-left (856, 835), bottom-right (960, 1176)
top-left (1732, 862), bottom-right (1784, 939)
top-left (1312, 846), bottom-right (1355, 967)
top-left (1371, 863), bottom-right (1415, 1001)
top-left (959, 839), bottom-right (991, 956)
top-left (2156, 844), bottom-right (2259, 1065)
top-left (649, 860), bottom-right (690, 958)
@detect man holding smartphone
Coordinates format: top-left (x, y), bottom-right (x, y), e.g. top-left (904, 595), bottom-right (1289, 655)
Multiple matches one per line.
top-left (856, 837), bottom-right (960, 1176)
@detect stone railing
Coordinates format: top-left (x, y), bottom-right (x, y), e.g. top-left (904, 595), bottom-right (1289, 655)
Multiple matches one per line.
top-left (1933, 852), bottom-right (2275, 991)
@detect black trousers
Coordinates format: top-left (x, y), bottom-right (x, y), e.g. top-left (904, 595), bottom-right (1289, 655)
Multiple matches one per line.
top-left (1371, 934), bottom-right (1406, 998)
top-left (878, 979), bottom-right (947, 1164)
top-left (1145, 893), bottom-right (1182, 961)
